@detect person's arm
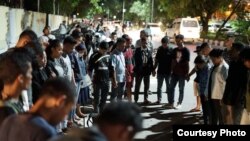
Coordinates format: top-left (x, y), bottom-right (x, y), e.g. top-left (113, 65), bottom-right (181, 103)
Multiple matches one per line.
top-left (152, 48), bottom-right (160, 76)
top-left (186, 66), bottom-right (198, 81)
top-left (199, 67), bottom-right (209, 95)
top-left (110, 55), bottom-right (118, 88)
top-left (87, 55), bottom-right (94, 78)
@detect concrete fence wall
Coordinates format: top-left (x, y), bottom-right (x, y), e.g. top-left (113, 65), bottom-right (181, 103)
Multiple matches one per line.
top-left (49, 14), bottom-right (68, 31)
top-left (0, 6), bottom-right (68, 53)
top-left (0, 6), bottom-right (9, 53)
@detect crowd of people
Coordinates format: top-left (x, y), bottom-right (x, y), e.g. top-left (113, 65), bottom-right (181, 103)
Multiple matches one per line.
top-left (0, 19), bottom-right (250, 141)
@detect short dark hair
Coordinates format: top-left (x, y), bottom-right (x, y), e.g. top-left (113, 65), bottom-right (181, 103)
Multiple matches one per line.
top-left (40, 77), bottom-right (75, 104)
top-left (63, 36), bottom-right (77, 45)
top-left (23, 40), bottom-right (44, 69)
top-left (232, 42), bottom-right (245, 52)
top-left (19, 29), bottom-right (38, 41)
top-left (175, 34), bottom-right (184, 40)
top-left (24, 40), bottom-right (44, 56)
top-left (116, 38), bottom-right (126, 45)
top-left (122, 34), bottom-right (129, 40)
top-left (209, 48), bottom-right (223, 57)
top-left (97, 102), bottom-right (143, 136)
top-left (161, 36), bottom-right (169, 43)
top-left (240, 47), bottom-right (250, 60)
top-left (194, 55), bottom-right (206, 64)
top-left (0, 48), bottom-right (32, 84)
top-left (99, 41), bottom-right (109, 50)
top-left (71, 30), bottom-right (83, 39)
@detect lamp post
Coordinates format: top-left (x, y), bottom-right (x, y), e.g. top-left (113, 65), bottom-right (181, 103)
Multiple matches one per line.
top-left (151, 0), bottom-right (154, 22)
top-left (122, 0), bottom-right (125, 24)
top-left (37, 0), bottom-right (40, 12)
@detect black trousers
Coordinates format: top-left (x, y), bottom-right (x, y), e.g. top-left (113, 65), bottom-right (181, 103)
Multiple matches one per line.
top-left (134, 75), bottom-right (150, 102)
top-left (208, 99), bottom-right (224, 125)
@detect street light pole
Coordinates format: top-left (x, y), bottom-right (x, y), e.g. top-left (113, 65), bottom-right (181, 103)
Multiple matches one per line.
top-left (37, 0), bottom-right (40, 12)
top-left (122, 0), bottom-right (125, 24)
top-left (151, 0), bottom-right (154, 23)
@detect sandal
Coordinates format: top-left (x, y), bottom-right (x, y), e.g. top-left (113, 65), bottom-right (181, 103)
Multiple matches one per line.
top-left (189, 108), bottom-right (200, 112)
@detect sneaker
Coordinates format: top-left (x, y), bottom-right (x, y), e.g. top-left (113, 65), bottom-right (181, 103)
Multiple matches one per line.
top-left (175, 103), bottom-right (182, 109)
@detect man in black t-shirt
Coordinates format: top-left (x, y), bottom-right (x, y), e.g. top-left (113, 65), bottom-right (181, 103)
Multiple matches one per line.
top-left (153, 36), bottom-right (172, 104)
top-left (164, 34), bottom-right (190, 109)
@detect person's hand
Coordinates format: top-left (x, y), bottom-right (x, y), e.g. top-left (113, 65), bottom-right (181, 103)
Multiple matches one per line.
top-left (112, 80), bottom-right (118, 88)
top-left (152, 70), bottom-right (156, 77)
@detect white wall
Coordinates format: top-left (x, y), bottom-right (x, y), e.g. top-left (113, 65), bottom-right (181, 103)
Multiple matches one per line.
top-left (0, 6), bottom-right (9, 53)
top-left (0, 6), bottom-right (68, 54)
top-left (49, 14), bottom-right (68, 31)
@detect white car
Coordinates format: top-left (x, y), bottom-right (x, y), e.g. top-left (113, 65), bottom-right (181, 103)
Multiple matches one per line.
top-left (145, 23), bottom-right (162, 36)
top-left (166, 17), bottom-right (200, 40)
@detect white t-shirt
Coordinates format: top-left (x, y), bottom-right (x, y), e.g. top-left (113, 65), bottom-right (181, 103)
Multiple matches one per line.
top-left (62, 55), bottom-right (73, 81)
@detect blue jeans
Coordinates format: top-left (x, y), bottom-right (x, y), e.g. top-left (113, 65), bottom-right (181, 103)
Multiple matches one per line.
top-left (68, 82), bottom-right (81, 121)
top-left (93, 82), bottom-right (110, 113)
top-left (111, 82), bottom-right (126, 101)
top-left (168, 74), bottom-right (185, 104)
top-left (157, 74), bottom-right (171, 101)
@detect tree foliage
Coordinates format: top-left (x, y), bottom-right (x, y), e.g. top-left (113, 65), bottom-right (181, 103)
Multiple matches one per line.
top-left (158, 0), bottom-right (233, 34)
top-left (129, 0), bottom-right (150, 22)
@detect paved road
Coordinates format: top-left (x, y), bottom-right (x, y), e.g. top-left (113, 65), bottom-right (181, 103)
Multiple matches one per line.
top-left (126, 30), bottom-right (203, 141)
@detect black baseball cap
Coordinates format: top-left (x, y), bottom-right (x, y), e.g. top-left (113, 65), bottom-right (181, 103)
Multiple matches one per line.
top-left (194, 46), bottom-right (201, 53)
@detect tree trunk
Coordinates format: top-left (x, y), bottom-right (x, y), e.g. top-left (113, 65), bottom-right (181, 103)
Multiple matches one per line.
top-left (200, 13), bottom-right (212, 36)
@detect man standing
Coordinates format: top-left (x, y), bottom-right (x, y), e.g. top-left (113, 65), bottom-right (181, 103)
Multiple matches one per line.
top-left (239, 47), bottom-right (250, 124)
top-left (88, 41), bottom-right (111, 113)
top-left (153, 36), bottom-right (172, 104)
top-left (110, 38), bottom-right (126, 101)
top-left (164, 34), bottom-right (190, 109)
top-left (134, 37), bottom-right (154, 104)
top-left (59, 21), bottom-right (68, 41)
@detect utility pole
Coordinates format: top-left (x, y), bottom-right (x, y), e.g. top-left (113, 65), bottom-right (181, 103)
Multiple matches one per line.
top-left (20, 0), bottom-right (23, 8)
top-left (37, 0), bottom-right (40, 12)
top-left (53, 0), bottom-right (56, 14)
top-left (122, 0), bottom-right (125, 24)
top-left (151, 0), bottom-right (154, 23)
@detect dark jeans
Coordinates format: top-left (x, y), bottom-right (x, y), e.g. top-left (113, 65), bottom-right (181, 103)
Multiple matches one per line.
top-left (168, 74), bottom-right (185, 104)
top-left (157, 74), bottom-right (171, 101)
top-left (111, 82), bottom-right (126, 101)
top-left (134, 75), bottom-right (150, 102)
top-left (93, 82), bottom-right (109, 113)
top-left (200, 95), bottom-right (209, 124)
top-left (208, 99), bottom-right (224, 125)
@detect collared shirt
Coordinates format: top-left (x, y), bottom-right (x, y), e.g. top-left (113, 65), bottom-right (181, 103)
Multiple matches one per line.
top-left (111, 49), bottom-right (126, 82)
top-left (207, 60), bottom-right (229, 100)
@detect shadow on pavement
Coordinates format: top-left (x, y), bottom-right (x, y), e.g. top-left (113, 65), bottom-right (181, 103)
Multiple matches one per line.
top-left (135, 106), bottom-right (203, 141)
